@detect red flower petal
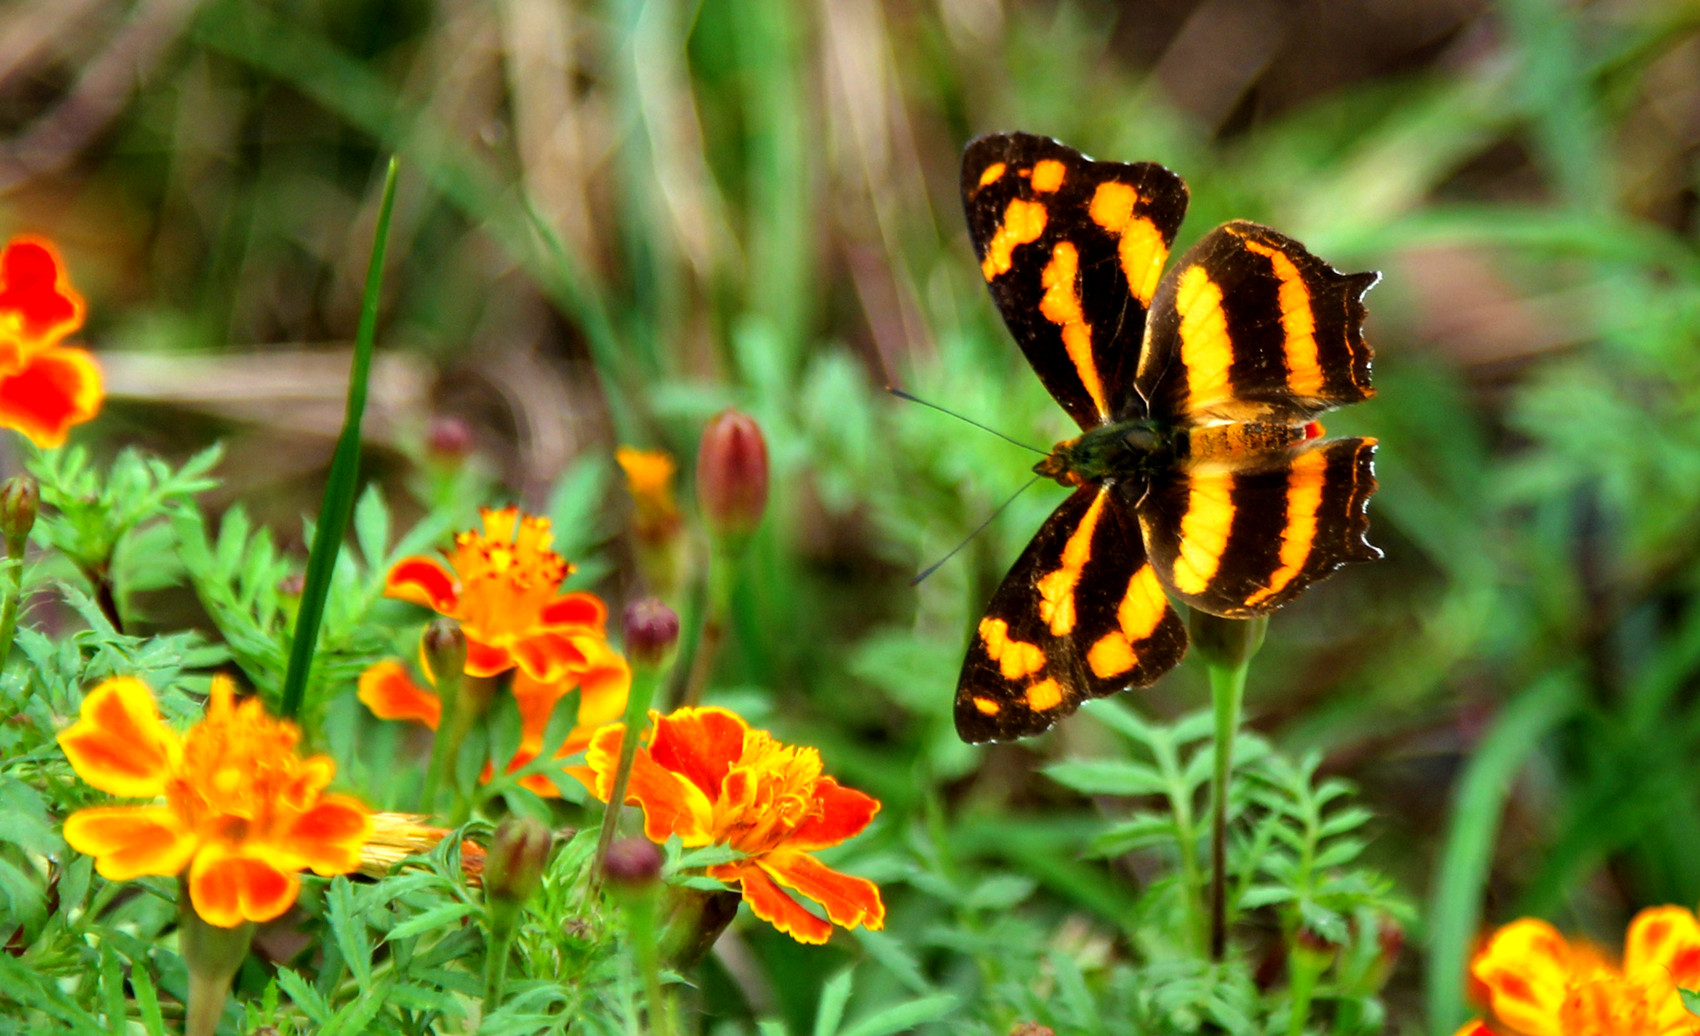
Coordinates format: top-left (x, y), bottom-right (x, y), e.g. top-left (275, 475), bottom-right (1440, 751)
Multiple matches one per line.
top-left (464, 637), bottom-right (514, 677)
top-left (62, 806), bottom-right (197, 881)
top-left (732, 861), bottom-right (832, 944)
top-left (647, 707), bottom-right (748, 801)
top-left (282, 794), bottom-right (372, 875)
top-left (758, 850), bottom-right (884, 932)
top-left (0, 238), bottom-right (83, 345)
top-left (357, 661), bottom-right (441, 729)
top-left (584, 723), bottom-right (716, 844)
top-left (0, 347), bottom-right (101, 448)
top-left (787, 777), bottom-right (880, 851)
top-left (57, 677), bottom-right (178, 798)
top-left (508, 631), bottom-right (588, 683)
top-left (385, 557), bottom-right (459, 611)
top-left (188, 845), bottom-right (301, 927)
top-left (541, 592), bottom-right (607, 631)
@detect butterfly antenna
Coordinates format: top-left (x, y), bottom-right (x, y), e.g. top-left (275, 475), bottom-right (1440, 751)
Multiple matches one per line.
top-left (886, 387), bottom-right (1046, 455)
top-left (912, 476), bottom-right (1041, 586)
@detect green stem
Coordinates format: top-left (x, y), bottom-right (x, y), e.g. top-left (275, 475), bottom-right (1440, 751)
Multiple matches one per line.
top-left (1208, 654), bottom-right (1249, 962)
top-left (1286, 947), bottom-right (1324, 1036)
top-left (178, 883), bottom-right (254, 1036)
top-left (418, 671), bottom-right (482, 818)
top-left (593, 664), bottom-right (664, 883)
top-left (626, 887), bottom-right (673, 1036)
top-left (0, 556), bottom-right (23, 668)
top-left (680, 546), bottom-right (736, 708)
top-left (482, 920), bottom-right (515, 1012)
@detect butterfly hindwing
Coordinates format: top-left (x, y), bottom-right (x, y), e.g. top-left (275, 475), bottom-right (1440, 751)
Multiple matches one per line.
top-left (955, 485), bottom-right (1188, 743)
top-left (1136, 437), bottom-right (1382, 619)
top-left (1137, 220), bottom-right (1378, 426)
top-left (962, 133), bottom-right (1190, 428)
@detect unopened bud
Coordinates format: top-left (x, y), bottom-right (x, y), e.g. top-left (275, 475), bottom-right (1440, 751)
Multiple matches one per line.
top-left (277, 572), bottom-right (305, 597)
top-left (602, 837), bottom-right (663, 890)
top-left (422, 618), bottom-right (467, 680)
top-left (427, 416), bottom-right (474, 461)
top-left (1188, 610), bottom-right (1267, 671)
top-left (0, 476), bottom-right (38, 557)
top-left (623, 598), bottom-right (679, 670)
top-left (485, 817), bottom-right (551, 906)
top-left (696, 409), bottom-right (768, 542)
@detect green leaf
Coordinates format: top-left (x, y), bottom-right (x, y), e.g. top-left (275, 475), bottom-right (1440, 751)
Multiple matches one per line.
top-left (1681, 987), bottom-right (1700, 1019)
top-left (386, 901), bottom-right (474, 942)
top-left (812, 967), bottom-right (855, 1036)
top-left (835, 994), bottom-right (959, 1036)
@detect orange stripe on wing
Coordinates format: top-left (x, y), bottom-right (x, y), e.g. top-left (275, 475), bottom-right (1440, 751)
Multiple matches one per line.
top-left (1243, 448), bottom-right (1328, 606)
top-left (1038, 242), bottom-right (1108, 420)
top-left (1087, 564), bottom-right (1170, 679)
top-left (1088, 182), bottom-right (1169, 305)
top-left (1036, 489), bottom-right (1107, 636)
top-left (1174, 265), bottom-right (1233, 416)
top-left (1172, 470), bottom-right (1235, 595)
top-left (1238, 236), bottom-right (1324, 397)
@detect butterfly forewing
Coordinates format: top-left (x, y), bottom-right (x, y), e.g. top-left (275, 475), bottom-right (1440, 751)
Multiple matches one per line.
top-left (962, 133), bottom-right (1190, 428)
top-left (1136, 437), bottom-right (1382, 619)
top-left (955, 485), bottom-right (1188, 743)
top-left (1137, 221), bottom-right (1378, 426)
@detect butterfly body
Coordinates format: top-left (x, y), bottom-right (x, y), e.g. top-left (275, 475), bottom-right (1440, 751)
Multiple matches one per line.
top-left (953, 132), bottom-right (1383, 744)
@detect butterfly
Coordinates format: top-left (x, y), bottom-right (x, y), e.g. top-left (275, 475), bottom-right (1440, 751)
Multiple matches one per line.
top-left (954, 132), bottom-right (1382, 744)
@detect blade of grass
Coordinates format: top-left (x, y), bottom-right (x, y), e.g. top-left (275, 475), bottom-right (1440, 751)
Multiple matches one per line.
top-left (278, 156), bottom-right (398, 721)
top-left (1425, 670), bottom-right (1578, 1035)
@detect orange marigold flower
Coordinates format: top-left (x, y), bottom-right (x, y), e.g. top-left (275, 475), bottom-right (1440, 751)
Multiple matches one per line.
top-left (0, 237), bottom-right (101, 448)
top-left (616, 446), bottom-right (681, 543)
top-left (384, 507), bottom-right (607, 682)
top-left (584, 706), bottom-right (885, 945)
top-left (58, 676), bottom-right (372, 928)
top-left (1465, 909), bottom-right (1700, 1036)
top-left (358, 635), bottom-right (629, 797)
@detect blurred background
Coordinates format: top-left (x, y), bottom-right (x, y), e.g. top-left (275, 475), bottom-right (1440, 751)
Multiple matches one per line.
top-left (6, 0), bottom-right (1700, 1030)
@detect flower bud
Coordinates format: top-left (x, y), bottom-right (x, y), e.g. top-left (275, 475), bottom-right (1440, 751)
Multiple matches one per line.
top-left (277, 572), bottom-right (305, 597)
top-left (484, 816), bottom-right (551, 907)
top-left (427, 416), bottom-right (474, 461)
top-left (423, 618), bottom-right (468, 677)
top-left (696, 409), bottom-right (768, 542)
top-left (602, 836), bottom-right (663, 890)
top-left (0, 476), bottom-right (38, 558)
top-left (623, 598), bottom-right (679, 670)
top-left (1187, 610), bottom-right (1267, 671)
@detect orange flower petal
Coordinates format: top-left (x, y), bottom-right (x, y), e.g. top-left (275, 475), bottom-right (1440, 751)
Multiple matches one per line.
top-left (510, 670), bottom-right (569, 749)
top-left (1452, 1025), bottom-right (1495, 1036)
top-left (0, 347), bottom-right (101, 448)
top-left (464, 638), bottom-right (514, 677)
top-left (0, 238), bottom-right (83, 347)
top-left (541, 592), bottom-right (606, 631)
top-left (385, 557), bottom-right (459, 611)
top-left (1624, 905), bottom-right (1700, 986)
top-left (730, 860), bottom-right (833, 944)
top-left (62, 806), bottom-right (197, 880)
top-left (585, 723), bottom-right (716, 844)
top-left (758, 849), bottom-right (884, 932)
top-left (357, 661), bottom-right (441, 729)
top-left (787, 778), bottom-right (880, 851)
top-left (508, 631), bottom-right (588, 683)
top-left (647, 706), bottom-right (748, 801)
top-left (282, 794), bottom-right (373, 875)
top-left (1471, 918), bottom-right (1572, 1036)
top-left (58, 677), bottom-right (179, 797)
top-left (188, 844), bottom-right (301, 928)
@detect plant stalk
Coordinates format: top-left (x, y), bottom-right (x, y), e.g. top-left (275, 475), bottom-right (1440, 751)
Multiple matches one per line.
top-left (1208, 653), bottom-right (1249, 962)
top-left (592, 664), bottom-right (664, 884)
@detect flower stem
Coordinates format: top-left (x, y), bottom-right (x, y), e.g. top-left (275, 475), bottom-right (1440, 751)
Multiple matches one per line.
top-left (482, 923), bottom-right (515, 1012)
top-left (178, 884), bottom-right (254, 1036)
top-left (680, 553), bottom-right (734, 708)
top-left (592, 664), bottom-right (663, 884)
top-left (0, 557), bottom-right (23, 668)
top-left (1190, 609), bottom-right (1265, 962)
top-left (626, 884), bottom-right (674, 1036)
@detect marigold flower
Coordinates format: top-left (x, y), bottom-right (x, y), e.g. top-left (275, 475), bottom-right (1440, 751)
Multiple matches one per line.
top-left (583, 706), bottom-right (884, 945)
top-left (358, 634), bottom-right (629, 797)
top-left (384, 507), bottom-right (607, 682)
top-left (1464, 909), bottom-right (1700, 1036)
top-left (617, 446), bottom-right (682, 543)
top-left (58, 676), bottom-right (372, 928)
top-left (0, 237), bottom-right (102, 447)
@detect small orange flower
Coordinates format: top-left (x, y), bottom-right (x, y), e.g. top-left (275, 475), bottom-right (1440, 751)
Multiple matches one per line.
top-left (584, 706), bottom-right (885, 945)
top-left (616, 446), bottom-right (681, 543)
top-left (1464, 909), bottom-right (1700, 1036)
top-left (58, 676), bottom-right (372, 928)
top-left (358, 636), bottom-right (629, 797)
top-left (0, 237), bottom-right (101, 447)
top-left (384, 507), bottom-right (607, 681)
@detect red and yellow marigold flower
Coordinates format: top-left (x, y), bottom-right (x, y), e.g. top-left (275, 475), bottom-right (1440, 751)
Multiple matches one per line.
top-left (1463, 908), bottom-right (1700, 1035)
top-left (616, 446), bottom-right (681, 544)
top-left (584, 706), bottom-right (884, 945)
top-left (58, 676), bottom-right (372, 928)
top-left (0, 236), bottom-right (101, 447)
top-left (359, 635), bottom-right (629, 797)
top-left (384, 507), bottom-right (607, 681)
